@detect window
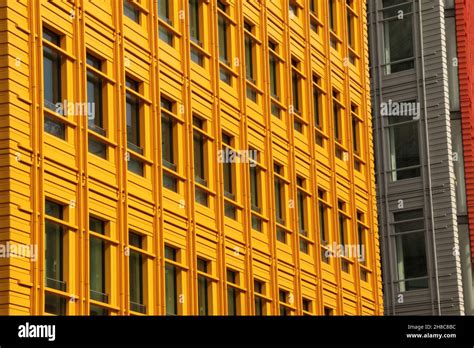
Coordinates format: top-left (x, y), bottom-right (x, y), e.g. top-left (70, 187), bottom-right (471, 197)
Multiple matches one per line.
top-left (227, 269), bottom-right (240, 315)
top-left (158, 0), bottom-right (174, 45)
top-left (87, 53), bottom-right (107, 159)
top-left (161, 97), bottom-right (178, 192)
top-left (126, 77), bottom-right (141, 151)
top-left (351, 104), bottom-right (363, 171)
top-left (394, 209), bottom-right (428, 291)
top-left (289, 1), bottom-right (298, 17)
top-left (446, 16), bottom-right (459, 112)
top-left (291, 58), bottom-right (304, 132)
top-left (126, 77), bottom-right (144, 176)
top-left (451, 120), bottom-right (467, 214)
top-left (89, 216), bottom-right (108, 303)
top-left (329, 0), bottom-right (339, 48)
top-left (165, 246), bottom-right (179, 315)
top-left (297, 177), bottom-right (310, 254)
top-left (222, 133), bottom-right (237, 219)
top-left (357, 211), bottom-right (369, 282)
top-left (333, 90), bottom-right (342, 143)
top-left (244, 21), bottom-right (258, 102)
top-left (346, 0), bottom-right (357, 64)
top-left (382, 0), bottom-right (414, 74)
top-left (279, 289), bottom-right (292, 316)
top-left (310, 0), bottom-right (322, 33)
top-left (193, 116), bottom-right (209, 206)
top-left (45, 200), bottom-right (66, 315)
top-left (274, 163), bottom-right (287, 243)
top-left (318, 189), bottom-right (328, 245)
top-left (324, 306), bottom-right (334, 316)
top-left (338, 200), bottom-right (350, 273)
top-left (254, 280), bottom-right (267, 315)
top-left (269, 40), bottom-right (281, 118)
top-left (218, 1), bottom-right (232, 85)
top-left (129, 231), bottom-right (146, 313)
top-left (189, 0), bottom-right (204, 65)
top-left (90, 304), bottom-right (109, 316)
top-left (388, 111), bottom-right (420, 181)
top-left (43, 27), bottom-right (65, 139)
top-left (302, 298), bottom-right (312, 315)
top-left (124, 0), bottom-right (140, 23)
top-left (45, 293), bottom-right (67, 315)
top-left (249, 149), bottom-right (263, 231)
top-left (197, 258), bottom-right (211, 315)
top-left (313, 75), bottom-right (325, 146)
top-left (45, 200), bottom-right (66, 291)
top-left (329, 0), bottom-right (336, 32)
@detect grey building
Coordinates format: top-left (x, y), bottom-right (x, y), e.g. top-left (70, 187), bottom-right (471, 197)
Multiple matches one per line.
top-left (368, 0), bottom-right (474, 315)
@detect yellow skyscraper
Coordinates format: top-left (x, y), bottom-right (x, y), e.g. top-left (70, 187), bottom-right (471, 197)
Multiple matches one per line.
top-left (0, 0), bottom-right (382, 315)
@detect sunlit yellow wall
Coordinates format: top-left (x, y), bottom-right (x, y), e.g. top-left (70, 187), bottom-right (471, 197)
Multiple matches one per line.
top-left (0, 0), bottom-right (382, 315)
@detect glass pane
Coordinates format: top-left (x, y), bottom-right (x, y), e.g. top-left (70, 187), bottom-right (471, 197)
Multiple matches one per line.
top-left (197, 275), bottom-right (209, 315)
top-left (396, 232), bottom-right (428, 291)
top-left (45, 221), bottom-right (64, 288)
top-left (162, 115), bottom-right (174, 165)
top-left (165, 263), bottom-right (178, 315)
top-left (389, 120), bottom-right (420, 181)
top-left (129, 251), bottom-right (143, 306)
top-left (126, 94), bottom-right (140, 147)
top-left (446, 17), bottom-right (460, 111)
top-left (43, 46), bottom-right (61, 111)
top-left (227, 287), bottom-right (237, 315)
top-left (383, 14), bottom-right (414, 73)
top-left (451, 120), bottom-right (467, 213)
top-left (45, 293), bottom-right (66, 315)
top-left (90, 237), bottom-right (106, 301)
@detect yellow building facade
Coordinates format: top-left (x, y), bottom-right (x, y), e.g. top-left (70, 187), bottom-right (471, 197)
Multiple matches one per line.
top-left (0, 0), bottom-right (382, 315)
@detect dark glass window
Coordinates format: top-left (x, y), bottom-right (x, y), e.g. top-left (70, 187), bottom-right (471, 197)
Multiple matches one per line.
top-left (43, 28), bottom-right (65, 139)
top-left (388, 114), bottom-right (420, 181)
top-left (382, 0), bottom-right (414, 73)
top-left (165, 246), bottom-right (178, 315)
top-left (254, 280), bottom-right (265, 315)
top-left (45, 293), bottom-right (66, 315)
top-left (124, 0), bottom-right (140, 23)
top-left (126, 77), bottom-right (141, 153)
top-left (129, 232), bottom-right (145, 313)
top-left (227, 269), bottom-right (239, 315)
top-left (89, 216), bottom-right (107, 303)
top-left (197, 258), bottom-right (210, 315)
top-left (45, 200), bottom-right (65, 292)
top-left (394, 209), bottom-right (428, 291)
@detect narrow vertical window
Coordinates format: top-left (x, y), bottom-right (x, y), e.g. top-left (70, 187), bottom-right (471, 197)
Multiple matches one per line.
top-left (43, 27), bottom-right (66, 139)
top-left (394, 209), bottom-right (428, 291)
top-left (279, 289), bottom-right (293, 316)
top-left (161, 97), bottom-right (178, 192)
top-left (382, 0), bottom-right (414, 73)
top-left (249, 149), bottom-right (263, 231)
top-left (318, 189), bottom-right (330, 263)
top-left (126, 77), bottom-right (144, 176)
top-left (45, 200), bottom-right (67, 315)
top-left (129, 231), bottom-right (146, 314)
top-left (165, 246), bottom-right (178, 315)
top-left (227, 269), bottom-right (240, 315)
top-left (193, 116), bottom-right (209, 206)
top-left (89, 217), bottom-right (108, 304)
top-left (87, 53), bottom-right (107, 159)
top-left (217, 1), bottom-right (232, 84)
top-left (222, 133), bottom-right (236, 219)
top-left (197, 258), bottom-right (211, 315)
top-left (297, 177), bottom-right (310, 254)
top-left (274, 163), bottom-right (287, 243)
top-left (254, 280), bottom-right (267, 315)
top-left (189, 0), bottom-right (204, 65)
